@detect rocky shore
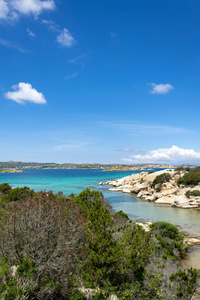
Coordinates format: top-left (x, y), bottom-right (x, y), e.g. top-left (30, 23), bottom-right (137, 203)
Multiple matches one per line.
top-left (100, 169), bottom-right (200, 209)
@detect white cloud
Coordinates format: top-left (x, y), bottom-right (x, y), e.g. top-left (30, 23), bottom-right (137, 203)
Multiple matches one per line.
top-left (56, 28), bottom-right (76, 47)
top-left (149, 83), bottom-right (174, 95)
top-left (0, 38), bottom-right (26, 52)
top-left (0, 0), bottom-right (55, 21)
top-left (0, 0), bottom-right (9, 19)
top-left (114, 147), bottom-right (140, 153)
top-left (42, 19), bottom-right (59, 31)
top-left (122, 146), bottom-right (200, 164)
top-left (67, 51), bottom-right (90, 63)
top-left (4, 82), bottom-right (46, 104)
top-left (64, 72), bottom-right (78, 80)
top-left (27, 28), bottom-right (36, 37)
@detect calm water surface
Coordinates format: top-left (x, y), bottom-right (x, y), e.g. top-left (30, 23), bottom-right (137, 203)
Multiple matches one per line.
top-left (0, 169), bottom-right (200, 237)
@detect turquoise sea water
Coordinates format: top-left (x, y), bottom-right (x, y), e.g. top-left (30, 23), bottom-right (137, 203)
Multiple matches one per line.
top-left (0, 168), bottom-right (200, 237)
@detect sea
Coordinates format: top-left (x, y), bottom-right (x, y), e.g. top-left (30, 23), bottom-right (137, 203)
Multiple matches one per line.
top-left (0, 168), bottom-right (200, 238)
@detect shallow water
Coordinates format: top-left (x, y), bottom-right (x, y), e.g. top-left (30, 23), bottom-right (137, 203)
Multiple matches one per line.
top-left (0, 168), bottom-right (200, 237)
top-left (182, 246), bottom-right (200, 269)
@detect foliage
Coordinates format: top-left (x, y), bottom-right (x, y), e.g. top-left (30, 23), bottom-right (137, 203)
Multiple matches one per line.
top-left (178, 166), bottom-right (200, 186)
top-left (0, 186), bottom-right (35, 203)
top-left (170, 268), bottom-right (198, 299)
top-left (185, 190), bottom-right (200, 198)
top-left (150, 222), bottom-right (185, 259)
top-left (175, 167), bottom-right (184, 172)
top-left (152, 173), bottom-right (171, 187)
top-left (0, 191), bottom-right (87, 299)
top-left (0, 183), bottom-right (12, 195)
top-left (0, 186), bottom-right (198, 299)
top-left (150, 222), bottom-right (184, 242)
top-left (185, 167), bottom-right (191, 172)
top-left (148, 170), bottom-right (155, 174)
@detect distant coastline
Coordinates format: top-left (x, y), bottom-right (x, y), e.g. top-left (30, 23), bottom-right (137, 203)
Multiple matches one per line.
top-left (0, 161), bottom-right (195, 171)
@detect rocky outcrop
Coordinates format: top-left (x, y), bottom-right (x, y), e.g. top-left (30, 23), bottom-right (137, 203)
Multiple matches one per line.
top-left (102, 169), bottom-right (200, 209)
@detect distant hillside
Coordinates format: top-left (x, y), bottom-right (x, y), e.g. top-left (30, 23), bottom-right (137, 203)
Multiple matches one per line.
top-left (0, 161), bottom-right (196, 170)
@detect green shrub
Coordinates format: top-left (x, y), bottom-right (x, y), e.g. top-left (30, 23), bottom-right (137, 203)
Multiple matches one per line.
top-left (0, 183), bottom-right (12, 195)
top-left (185, 191), bottom-right (191, 198)
top-left (178, 171), bottom-right (200, 186)
top-left (150, 222), bottom-right (185, 259)
top-left (152, 173), bottom-right (171, 187)
top-left (150, 222), bottom-right (184, 242)
top-left (0, 186), bottom-right (35, 203)
top-left (185, 190), bottom-right (200, 198)
top-left (175, 167), bottom-right (184, 172)
top-left (148, 171), bottom-right (154, 174)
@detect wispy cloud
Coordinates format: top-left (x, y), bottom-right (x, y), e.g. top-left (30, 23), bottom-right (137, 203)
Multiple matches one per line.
top-left (0, 38), bottom-right (26, 52)
top-left (42, 19), bottom-right (59, 32)
top-left (4, 82), bottom-right (46, 104)
top-left (0, 0), bottom-right (56, 21)
top-left (149, 83), bottom-right (174, 95)
top-left (55, 142), bottom-right (88, 151)
top-left (68, 51), bottom-right (90, 64)
top-left (114, 147), bottom-right (140, 153)
top-left (121, 145), bottom-right (200, 164)
top-left (64, 72), bottom-right (79, 80)
top-left (27, 28), bottom-right (36, 37)
top-left (98, 121), bottom-right (188, 136)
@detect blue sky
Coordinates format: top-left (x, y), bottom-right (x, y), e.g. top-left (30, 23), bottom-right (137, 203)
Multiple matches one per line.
top-left (1, 0), bottom-right (200, 164)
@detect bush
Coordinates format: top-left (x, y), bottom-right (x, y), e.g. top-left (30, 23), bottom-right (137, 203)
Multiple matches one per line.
top-left (0, 186), bottom-right (35, 203)
top-left (185, 190), bottom-right (200, 198)
top-left (150, 222), bottom-right (185, 259)
top-left (148, 171), bottom-right (154, 174)
top-left (0, 191), bottom-right (87, 299)
top-left (150, 222), bottom-right (184, 242)
top-left (0, 183), bottom-right (12, 195)
top-left (152, 173), bottom-right (171, 187)
top-left (175, 167), bottom-right (184, 172)
top-left (178, 169), bottom-right (200, 186)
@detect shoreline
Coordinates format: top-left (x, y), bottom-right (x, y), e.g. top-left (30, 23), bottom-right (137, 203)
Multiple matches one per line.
top-left (101, 168), bottom-right (200, 209)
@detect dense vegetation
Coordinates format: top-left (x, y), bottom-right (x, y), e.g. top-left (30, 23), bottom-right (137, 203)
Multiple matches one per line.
top-left (152, 173), bottom-right (171, 187)
top-left (178, 166), bottom-right (200, 186)
top-left (0, 183), bottom-right (198, 299)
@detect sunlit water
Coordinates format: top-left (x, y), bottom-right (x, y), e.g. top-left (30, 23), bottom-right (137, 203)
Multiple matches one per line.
top-left (0, 169), bottom-right (200, 238)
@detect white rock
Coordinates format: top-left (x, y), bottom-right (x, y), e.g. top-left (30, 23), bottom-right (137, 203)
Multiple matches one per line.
top-left (186, 238), bottom-right (200, 246)
top-left (108, 187), bottom-right (123, 192)
top-left (122, 188), bottom-right (132, 193)
top-left (131, 183), bottom-right (148, 194)
top-left (145, 195), bottom-right (155, 201)
top-left (155, 195), bottom-right (176, 204)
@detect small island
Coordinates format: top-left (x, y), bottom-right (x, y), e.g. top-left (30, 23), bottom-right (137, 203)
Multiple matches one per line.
top-left (0, 169), bottom-right (23, 173)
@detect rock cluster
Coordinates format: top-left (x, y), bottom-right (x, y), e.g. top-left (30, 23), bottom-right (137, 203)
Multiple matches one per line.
top-left (101, 169), bottom-right (200, 209)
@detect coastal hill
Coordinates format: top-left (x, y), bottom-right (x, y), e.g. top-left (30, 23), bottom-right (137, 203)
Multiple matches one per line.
top-left (0, 161), bottom-right (195, 170)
